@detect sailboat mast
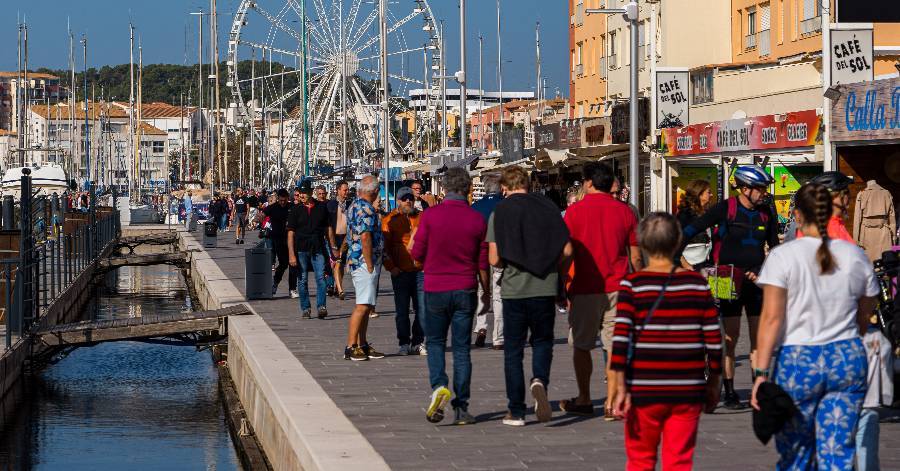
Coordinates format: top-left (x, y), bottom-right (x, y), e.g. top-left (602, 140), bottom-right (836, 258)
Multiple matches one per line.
top-left (129, 23), bottom-right (135, 197)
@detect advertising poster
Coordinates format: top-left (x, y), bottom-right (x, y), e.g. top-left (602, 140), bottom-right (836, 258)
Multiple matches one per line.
top-left (772, 165), bottom-right (819, 225)
top-left (672, 166), bottom-right (719, 213)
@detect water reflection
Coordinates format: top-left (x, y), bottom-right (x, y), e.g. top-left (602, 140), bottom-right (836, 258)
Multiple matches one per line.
top-left (0, 265), bottom-right (241, 470)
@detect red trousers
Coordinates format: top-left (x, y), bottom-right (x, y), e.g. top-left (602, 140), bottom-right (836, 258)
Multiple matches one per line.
top-left (625, 403), bottom-right (702, 471)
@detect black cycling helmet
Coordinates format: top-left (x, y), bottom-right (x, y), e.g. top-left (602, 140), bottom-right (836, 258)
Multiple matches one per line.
top-left (809, 171), bottom-right (853, 192)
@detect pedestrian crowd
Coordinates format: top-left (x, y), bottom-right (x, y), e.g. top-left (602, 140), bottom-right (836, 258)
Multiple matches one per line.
top-left (203, 162), bottom-right (895, 470)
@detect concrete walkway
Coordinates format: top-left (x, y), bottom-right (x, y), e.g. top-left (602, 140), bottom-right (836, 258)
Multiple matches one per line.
top-left (194, 231), bottom-right (900, 471)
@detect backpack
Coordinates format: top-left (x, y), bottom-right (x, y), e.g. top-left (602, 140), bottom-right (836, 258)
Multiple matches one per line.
top-left (710, 197), bottom-right (769, 265)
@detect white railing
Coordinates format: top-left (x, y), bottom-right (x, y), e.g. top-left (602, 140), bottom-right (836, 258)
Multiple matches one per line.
top-left (744, 33), bottom-right (757, 50)
top-left (759, 29), bottom-right (771, 57)
top-left (800, 16), bottom-right (822, 35)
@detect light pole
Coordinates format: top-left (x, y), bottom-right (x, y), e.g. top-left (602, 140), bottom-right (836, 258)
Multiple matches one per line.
top-left (586, 2), bottom-right (639, 208)
top-left (459, 0), bottom-right (468, 161)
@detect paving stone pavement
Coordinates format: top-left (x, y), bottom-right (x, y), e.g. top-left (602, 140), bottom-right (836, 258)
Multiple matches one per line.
top-left (197, 232), bottom-right (900, 470)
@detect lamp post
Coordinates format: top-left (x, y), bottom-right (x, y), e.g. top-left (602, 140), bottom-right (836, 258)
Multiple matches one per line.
top-left (586, 2), bottom-right (640, 208)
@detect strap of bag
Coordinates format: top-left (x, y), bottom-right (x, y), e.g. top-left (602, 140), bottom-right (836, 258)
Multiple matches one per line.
top-left (626, 266), bottom-right (678, 370)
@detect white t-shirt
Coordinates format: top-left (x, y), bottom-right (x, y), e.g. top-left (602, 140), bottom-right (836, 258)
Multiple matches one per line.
top-left (757, 237), bottom-right (879, 346)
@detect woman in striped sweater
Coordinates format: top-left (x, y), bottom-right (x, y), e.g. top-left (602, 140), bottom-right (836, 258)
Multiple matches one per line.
top-left (611, 212), bottom-right (723, 470)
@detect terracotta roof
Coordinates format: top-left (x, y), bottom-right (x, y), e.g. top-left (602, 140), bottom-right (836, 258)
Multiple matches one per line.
top-left (502, 99), bottom-right (535, 110)
top-left (138, 121), bottom-right (168, 136)
top-left (0, 71), bottom-right (59, 80)
top-left (139, 102), bottom-right (191, 118)
top-left (30, 102), bottom-right (129, 120)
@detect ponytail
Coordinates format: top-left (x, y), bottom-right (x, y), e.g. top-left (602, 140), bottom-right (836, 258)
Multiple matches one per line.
top-left (795, 183), bottom-right (836, 274)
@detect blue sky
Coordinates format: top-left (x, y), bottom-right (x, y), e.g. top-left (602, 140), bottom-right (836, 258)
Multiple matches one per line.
top-left (4, 0), bottom-right (568, 98)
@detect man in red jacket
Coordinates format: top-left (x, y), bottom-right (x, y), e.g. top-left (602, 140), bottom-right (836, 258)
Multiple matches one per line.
top-left (411, 167), bottom-right (490, 426)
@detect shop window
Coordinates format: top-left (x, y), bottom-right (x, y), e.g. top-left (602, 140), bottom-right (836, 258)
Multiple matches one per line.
top-left (691, 69), bottom-right (714, 105)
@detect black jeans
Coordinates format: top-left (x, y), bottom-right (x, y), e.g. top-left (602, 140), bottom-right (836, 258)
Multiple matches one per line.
top-left (502, 296), bottom-right (556, 416)
top-left (391, 271), bottom-right (425, 346)
top-left (273, 237), bottom-right (297, 290)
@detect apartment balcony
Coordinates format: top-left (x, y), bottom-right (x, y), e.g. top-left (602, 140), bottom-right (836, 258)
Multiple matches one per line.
top-left (801, 16), bottom-right (822, 36)
top-left (744, 33), bottom-right (757, 50)
top-left (575, 3), bottom-right (584, 27)
top-left (575, 64), bottom-right (584, 78)
top-left (759, 29), bottom-right (771, 57)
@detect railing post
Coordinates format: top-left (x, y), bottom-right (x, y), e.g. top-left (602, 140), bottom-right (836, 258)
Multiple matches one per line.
top-left (19, 169), bottom-right (33, 332)
top-left (2, 196), bottom-right (14, 231)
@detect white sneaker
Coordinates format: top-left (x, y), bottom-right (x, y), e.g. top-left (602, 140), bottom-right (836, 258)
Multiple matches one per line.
top-left (413, 343), bottom-right (428, 356)
top-left (502, 412), bottom-right (526, 427)
top-left (290, 290), bottom-right (299, 298)
top-left (398, 344), bottom-right (411, 355)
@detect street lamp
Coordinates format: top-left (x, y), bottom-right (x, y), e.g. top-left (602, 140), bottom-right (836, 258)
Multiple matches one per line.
top-left (586, 2), bottom-right (640, 208)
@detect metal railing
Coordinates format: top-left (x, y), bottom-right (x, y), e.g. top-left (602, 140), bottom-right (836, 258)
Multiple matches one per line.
top-left (759, 29), bottom-right (771, 57)
top-left (744, 33), bottom-right (757, 50)
top-left (3, 174), bottom-right (119, 349)
top-left (800, 16), bottom-right (821, 35)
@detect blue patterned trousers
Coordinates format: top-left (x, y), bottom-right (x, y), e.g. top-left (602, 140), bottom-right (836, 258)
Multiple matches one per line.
top-left (774, 337), bottom-right (867, 471)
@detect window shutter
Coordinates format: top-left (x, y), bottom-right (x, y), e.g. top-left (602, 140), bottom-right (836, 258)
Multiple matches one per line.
top-left (761, 4), bottom-right (771, 30)
top-left (803, 0), bottom-right (815, 20)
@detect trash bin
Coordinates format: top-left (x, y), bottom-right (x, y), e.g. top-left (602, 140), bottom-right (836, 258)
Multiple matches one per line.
top-left (203, 221), bottom-right (218, 248)
top-left (245, 241), bottom-right (273, 300)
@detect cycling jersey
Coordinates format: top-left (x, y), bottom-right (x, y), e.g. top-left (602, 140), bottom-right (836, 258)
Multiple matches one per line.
top-left (683, 198), bottom-right (780, 274)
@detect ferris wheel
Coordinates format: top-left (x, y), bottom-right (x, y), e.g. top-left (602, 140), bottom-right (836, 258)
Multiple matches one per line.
top-left (228, 0), bottom-right (442, 186)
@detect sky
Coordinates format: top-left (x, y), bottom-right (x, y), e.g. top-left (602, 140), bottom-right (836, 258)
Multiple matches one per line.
top-left (4, 0), bottom-right (569, 99)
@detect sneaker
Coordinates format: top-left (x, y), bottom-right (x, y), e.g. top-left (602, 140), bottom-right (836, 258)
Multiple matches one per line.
top-left (452, 407), bottom-right (476, 425)
top-left (412, 343), bottom-right (428, 356)
top-left (363, 344), bottom-right (385, 359)
top-left (317, 307), bottom-right (328, 319)
top-left (531, 380), bottom-right (552, 423)
top-left (426, 386), bottom-right (452, 423)
top-left (474, 329), bottom-right (487, 348)
top-left (722, 391), bottom-right (746, 410)
top-left (502, 412), bottom-right (526, 427)
top-left (398, 344), bottom-right (411, 355)
top-left (349, 345), bottom-right (368, 361)
top-left (559, 398), bottom-right (595, 417)
top-left (301, 309), bottom-right (312, 319)
top-left (290, 290), bottom-right (299, 299)
top-left (490, 344), bottom-right (504, 351)
top-left (343, 346), bottom-right (352, 360)
top-left (369, 311), bottom-right (380, 319)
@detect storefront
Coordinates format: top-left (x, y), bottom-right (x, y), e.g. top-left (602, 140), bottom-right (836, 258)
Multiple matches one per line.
top-left (830, 77), bottom-right (900, 258)
top-left (657, 109), bottom-right (824, 229)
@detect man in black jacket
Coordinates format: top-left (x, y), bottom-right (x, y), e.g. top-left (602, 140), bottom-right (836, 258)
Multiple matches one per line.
top-left (261, 189), bottom-right (295, 297)
top-left (288, 184), bottom-right (339, 319)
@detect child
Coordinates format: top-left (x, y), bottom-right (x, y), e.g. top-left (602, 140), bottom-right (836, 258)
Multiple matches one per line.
top-left (611, 212), bottom-right (723, 470)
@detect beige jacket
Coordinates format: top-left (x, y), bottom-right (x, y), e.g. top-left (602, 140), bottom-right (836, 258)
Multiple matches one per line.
top-left (853, 181), bottom-right (897, 262)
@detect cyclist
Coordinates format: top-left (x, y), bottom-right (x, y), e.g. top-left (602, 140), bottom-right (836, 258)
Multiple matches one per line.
top-left (682, 164), bottom-right (780, 409)
top-left (784, 171), bottom-right (854, 243)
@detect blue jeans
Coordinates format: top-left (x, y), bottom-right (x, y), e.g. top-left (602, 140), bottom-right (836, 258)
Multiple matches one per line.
top-left (392, 271), bottom-right (425, 346)
top-left (219, 213), bottom-right (228, 231)
top-left (774, 338), bottom-right (867, 471)
top-left (856, 408), bottom-right (880, 471)
top-left (296, 250), bottom-right (327, 311)
top-left (425, 289), bottom-right (476, 410)
top-left (502, 296), bottom-right (556, 416)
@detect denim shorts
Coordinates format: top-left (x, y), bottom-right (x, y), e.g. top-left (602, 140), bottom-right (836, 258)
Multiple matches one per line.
top-left (351, 262), bottom-right (381, 306)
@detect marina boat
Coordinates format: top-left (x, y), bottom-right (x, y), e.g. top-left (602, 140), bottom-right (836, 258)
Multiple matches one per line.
top-left (0, 164), bottom-right (69, 199)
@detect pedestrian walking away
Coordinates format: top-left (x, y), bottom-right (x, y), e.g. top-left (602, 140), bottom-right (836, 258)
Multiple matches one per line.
top-left (382, 186), bottom-right (427, 356)
top-left (610, 213), bottom-right (722, 470)
top-left (344, 176), bottom-right (386, 362)
top-left (287, 183), bottom-right (338, 319)
top-left (487, 166), bottom-right (572, 426)
top-left (411, 167), bottom-right (489, 426)
top-left (232, 188), bottom-right (249, 243)
top-left (752, 182), bottom-right (879, 470)
top-left (561, 162), bottom-right (641, 420)
top-left (471, 173), bottom-right (505, 349)
top-left (683, 164), bottom-right (779, 410)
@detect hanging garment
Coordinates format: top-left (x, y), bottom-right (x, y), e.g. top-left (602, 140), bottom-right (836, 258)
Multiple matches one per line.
top-left (853, 181), bottom-right (897, 262)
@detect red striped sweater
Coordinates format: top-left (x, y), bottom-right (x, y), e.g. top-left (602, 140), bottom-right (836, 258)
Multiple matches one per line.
top-left (610, 270), bottom-right (723, 405)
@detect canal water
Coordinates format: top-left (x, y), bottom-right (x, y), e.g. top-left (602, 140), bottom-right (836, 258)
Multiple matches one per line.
top-left (0, 264), bottom-right (242, 470)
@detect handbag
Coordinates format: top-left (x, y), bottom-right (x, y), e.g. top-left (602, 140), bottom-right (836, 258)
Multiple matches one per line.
top-left (703, 265), bottom-right (744, 301)
top-left (626, 267), bottom-right (678, 369)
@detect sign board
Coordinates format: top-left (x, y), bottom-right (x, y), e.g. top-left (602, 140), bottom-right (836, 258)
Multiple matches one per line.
top-left (535, 120), bottom-right (584, 150)
top-left (830, 76), bottom-right (900, 142)
top-left (659, 109), bottom-right (823, 157)
top-left (830, 26), bottom-right (874, 86)
top-left (535, 123), bottom-right (560, 149)
top-left (656, 68), bottom-right (690, 128)
top-left (837, 1), bottom-right (900, 23)
top-left (499, 128), bottom-right (525, 163)
top-left (612, 98), bottom-right (650, 144)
